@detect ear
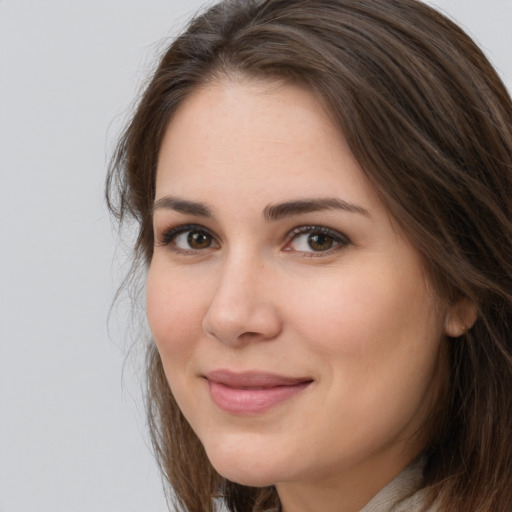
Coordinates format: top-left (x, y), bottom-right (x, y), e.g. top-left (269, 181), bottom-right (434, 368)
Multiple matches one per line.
top-left (444, 297), bottom-right (478, 338)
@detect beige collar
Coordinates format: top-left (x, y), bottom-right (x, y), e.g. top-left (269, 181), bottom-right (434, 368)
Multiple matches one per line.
top-left (360, 457), bottom-right (432, 512)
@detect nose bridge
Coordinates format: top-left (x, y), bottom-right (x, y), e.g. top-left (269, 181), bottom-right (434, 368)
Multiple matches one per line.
top-left (202, 249), bottom-right (281, 346)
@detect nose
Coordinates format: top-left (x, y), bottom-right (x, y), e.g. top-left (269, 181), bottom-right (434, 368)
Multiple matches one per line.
top-left (202, 256), bottom-right (283, 347)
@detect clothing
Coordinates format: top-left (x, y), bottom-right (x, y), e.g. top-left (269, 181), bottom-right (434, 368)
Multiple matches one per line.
top-left (360, 457), bottom-right (434, 512)
top-left (262, 456), bottom-right (434, 512)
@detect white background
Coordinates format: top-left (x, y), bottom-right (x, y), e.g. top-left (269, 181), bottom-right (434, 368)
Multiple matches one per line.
top-left (1, 1), bottom-right (511, 511)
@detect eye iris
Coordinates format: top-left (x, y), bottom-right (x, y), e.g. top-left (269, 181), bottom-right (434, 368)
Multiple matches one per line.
top-left (308, 233), bottom-right (334, 251)
top-left (188, 231), bottom-right (211, 249)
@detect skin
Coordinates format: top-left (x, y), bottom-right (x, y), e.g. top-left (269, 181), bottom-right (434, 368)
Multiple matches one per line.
top-left (147, 79), bottom-right (466, 512)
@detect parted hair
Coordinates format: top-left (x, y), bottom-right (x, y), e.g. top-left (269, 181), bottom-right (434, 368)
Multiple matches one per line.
top-left (107, 1), bottom-right (512, 511)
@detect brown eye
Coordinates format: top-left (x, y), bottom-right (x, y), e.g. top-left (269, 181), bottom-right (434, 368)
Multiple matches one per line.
top-left (187, 231), bottom-right (212, 249)
top-left (308, 233), bottom-right (336, 251)
top-left (286, 226), bottom-right (350, 254)
top-left (160, 225), bottom-right (217, 251)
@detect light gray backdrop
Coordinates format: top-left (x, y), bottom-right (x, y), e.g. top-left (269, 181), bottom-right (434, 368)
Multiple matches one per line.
top-left (1, 1), bottom-right (511, 511)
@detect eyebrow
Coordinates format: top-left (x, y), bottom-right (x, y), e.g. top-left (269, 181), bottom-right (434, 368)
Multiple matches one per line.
top-left (153, 196), bottom-right (213, 217)
top-left (263, 197), bottom-right (370, 221)
top-left (152, 195), bottom-right (370, 220)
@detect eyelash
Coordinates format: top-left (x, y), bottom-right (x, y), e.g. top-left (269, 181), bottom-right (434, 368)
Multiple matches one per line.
top-left (156, 223), bottom-right (351, 256)
top-left (284, 225), bottom-right (351, 256)
top-left (157, 224), bottom-right (216, 254)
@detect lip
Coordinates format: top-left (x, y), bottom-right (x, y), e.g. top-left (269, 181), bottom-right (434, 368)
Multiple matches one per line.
top-left (204, 369), bottom-right (313, 415)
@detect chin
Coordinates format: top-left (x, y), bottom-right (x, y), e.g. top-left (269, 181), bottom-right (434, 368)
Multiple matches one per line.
top-left (217, 468), bottom-right (276, 488)
top-left (204, 443), bottom-right (287, 487)
top-left (213, 462), bottom-right (279, 487)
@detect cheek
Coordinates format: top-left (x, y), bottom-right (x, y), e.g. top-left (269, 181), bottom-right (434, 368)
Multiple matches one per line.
top-left (283, 260), bottom-right (444, 380)
top-left (146, 262), bottom-right (206, 361)
top-left (285, 269), bottom-right (446, 452)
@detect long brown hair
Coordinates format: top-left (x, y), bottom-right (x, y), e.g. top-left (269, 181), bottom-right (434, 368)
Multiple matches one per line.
top-left (107, 1), bottom-right (512, 510)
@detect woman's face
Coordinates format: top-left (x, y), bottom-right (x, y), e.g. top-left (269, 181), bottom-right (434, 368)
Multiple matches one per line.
top-left (147, 80), bottom-right (455, 508)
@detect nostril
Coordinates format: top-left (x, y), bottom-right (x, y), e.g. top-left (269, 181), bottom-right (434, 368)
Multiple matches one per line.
top-left (202, 300), bottom-right (282, 347)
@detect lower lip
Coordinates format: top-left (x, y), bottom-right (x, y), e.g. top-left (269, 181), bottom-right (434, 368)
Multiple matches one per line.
top-left (207, 380), bottom-right (311, 415)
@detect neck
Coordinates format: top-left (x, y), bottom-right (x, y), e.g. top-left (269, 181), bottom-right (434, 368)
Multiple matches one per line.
top-left (276, 447), bottom-right (424, 512)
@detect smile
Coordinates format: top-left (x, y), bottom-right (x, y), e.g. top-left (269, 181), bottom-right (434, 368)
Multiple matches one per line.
top-left (204, 370), bottom-right (313, 415)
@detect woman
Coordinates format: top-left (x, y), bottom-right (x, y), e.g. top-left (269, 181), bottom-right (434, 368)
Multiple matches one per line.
top-left (107, 0), bottom-right (512, 510)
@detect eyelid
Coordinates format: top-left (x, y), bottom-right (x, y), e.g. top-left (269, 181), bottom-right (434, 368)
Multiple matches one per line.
top-left (283, 225), bottom-right (351, 254)
top-left (155, 222), bottom-right (350, 256)
top-left (156, 223), bottom-right (218, 249)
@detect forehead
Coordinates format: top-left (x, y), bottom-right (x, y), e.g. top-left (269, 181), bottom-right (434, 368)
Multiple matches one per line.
top-left (156, 79), bottom-right (381, 213)
top-left (160, 78), bottom-right (334, 168)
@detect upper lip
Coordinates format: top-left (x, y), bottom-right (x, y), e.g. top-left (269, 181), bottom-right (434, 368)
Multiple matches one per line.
top-left (204, 369), bottom-right (313, 388)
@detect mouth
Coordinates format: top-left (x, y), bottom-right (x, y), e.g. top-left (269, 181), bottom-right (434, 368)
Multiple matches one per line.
top-left (204, 369), bottom-right (313, 415)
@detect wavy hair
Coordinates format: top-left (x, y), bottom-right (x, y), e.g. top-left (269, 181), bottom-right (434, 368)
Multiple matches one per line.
top-left (107, 1), bottom-right (512, 510)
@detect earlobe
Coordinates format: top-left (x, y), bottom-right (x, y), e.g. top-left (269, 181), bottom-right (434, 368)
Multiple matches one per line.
top-left (444, 297), bottom-right (478, 338)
